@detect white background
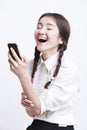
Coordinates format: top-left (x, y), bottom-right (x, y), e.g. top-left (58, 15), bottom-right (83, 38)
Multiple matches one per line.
top-left (0, 0), bottom-right (87, 130)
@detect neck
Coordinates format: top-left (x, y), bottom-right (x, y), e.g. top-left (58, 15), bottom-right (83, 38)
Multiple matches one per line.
top-left (42, 50), bottom-right (58, 60)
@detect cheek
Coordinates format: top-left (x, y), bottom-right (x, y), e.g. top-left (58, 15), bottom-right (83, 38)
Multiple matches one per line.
top-left (34, 31), bottom-right (37, 41)
top-left (49, 30), bottom-right (59, 37)
top-left (34, 31), bottom-right (36, 37)
top-left (34, 29), bottom-right (38, 35)
top-left (49, 33), bottom-right (59, 42)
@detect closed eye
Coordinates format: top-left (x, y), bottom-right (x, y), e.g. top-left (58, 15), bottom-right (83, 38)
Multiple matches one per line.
top-left (47, 28), bottom-right (53, 30)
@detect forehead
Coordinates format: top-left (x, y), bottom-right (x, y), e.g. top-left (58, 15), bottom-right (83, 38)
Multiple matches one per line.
top-left (38, 16), bottom-right (57, 26)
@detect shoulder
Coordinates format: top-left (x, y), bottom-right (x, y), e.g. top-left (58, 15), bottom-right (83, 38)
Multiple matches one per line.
top-left (55, 54), bottom-right (79, 89)
top-left (61, 54), bottom-right (78, 73)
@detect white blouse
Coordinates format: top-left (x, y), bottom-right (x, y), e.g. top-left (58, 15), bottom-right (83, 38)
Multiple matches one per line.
top-left (28, 52), bottom-right (79, 125)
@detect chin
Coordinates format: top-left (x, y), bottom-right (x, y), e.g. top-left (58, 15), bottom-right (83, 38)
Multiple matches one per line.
top-left (37, 46), bottom-right (46, 52)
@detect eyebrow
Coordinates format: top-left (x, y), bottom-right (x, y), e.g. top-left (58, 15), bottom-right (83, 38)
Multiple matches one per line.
top-left (38, 22), bottom-right (55, 27)
top-left (47, 23), bottom-right (55, 27)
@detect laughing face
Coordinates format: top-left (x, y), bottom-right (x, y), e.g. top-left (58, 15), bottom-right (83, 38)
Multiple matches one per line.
top-left (34, 16), bottom-right (63, 60)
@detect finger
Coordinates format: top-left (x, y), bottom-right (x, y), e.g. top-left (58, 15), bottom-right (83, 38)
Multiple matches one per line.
top-left (9, 64), bottom-right (15, 71)
top-left (21, 99), bottom-right (34, 107)
top-left (8, 52), bottom-right (19, 68)
top-left (21, 55), bottom-right (28, 63)
top-left (21, 92), bottom-right (26, 96)
top-left (21, 92), bottom-right (27, 99)
top-left (25, 99), bottom-right (33, 104)
top-left (21, 102), bottom-right (34, 107)
top-left (21, 98), bottom-right (34, 107)
top-left (21, 98), bottom-right (33, 104)
top-left (10, 48), bottom-right (22, 64)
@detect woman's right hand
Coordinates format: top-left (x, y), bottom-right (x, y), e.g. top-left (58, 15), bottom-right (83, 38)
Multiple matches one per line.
top-left (8, 48), bottom-right (30, 80)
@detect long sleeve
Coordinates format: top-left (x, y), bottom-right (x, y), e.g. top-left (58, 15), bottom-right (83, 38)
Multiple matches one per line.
top-left (39, 64), bottom-right (79, 114)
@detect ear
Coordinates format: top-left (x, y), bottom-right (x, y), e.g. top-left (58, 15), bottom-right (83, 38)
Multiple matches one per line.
top-left (59, 38), bottom-right (63, 45)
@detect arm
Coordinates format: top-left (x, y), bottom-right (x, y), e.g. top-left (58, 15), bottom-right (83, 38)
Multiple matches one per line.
top-left (20, 77), bottom-right (41, 116)
top-left (8, 48), bottom-right (41, 116)
top-left (37, 64), bottom-right (79, 114)
top-left (21, 92), bottom-right (36, 117)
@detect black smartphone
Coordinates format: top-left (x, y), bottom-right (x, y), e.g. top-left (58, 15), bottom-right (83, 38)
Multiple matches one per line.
top-left (8, 43), bottom-right (21, 60)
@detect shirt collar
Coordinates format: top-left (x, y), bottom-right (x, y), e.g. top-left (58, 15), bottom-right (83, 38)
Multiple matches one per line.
top-left (39, 52), bottom-right (59, 72)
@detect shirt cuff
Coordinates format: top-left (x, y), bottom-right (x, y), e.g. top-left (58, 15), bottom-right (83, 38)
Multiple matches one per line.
top-left (39, 97), bottom-right (47, 114)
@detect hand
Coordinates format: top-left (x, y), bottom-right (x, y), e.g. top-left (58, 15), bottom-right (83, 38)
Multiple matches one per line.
top-left (21, 92), bottom-right (34, 108)
top-left (8, 47), bottom-right (29, 79)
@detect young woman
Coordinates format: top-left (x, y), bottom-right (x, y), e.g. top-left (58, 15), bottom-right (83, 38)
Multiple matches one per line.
top-left (8, 13), bottom-right (79, 130)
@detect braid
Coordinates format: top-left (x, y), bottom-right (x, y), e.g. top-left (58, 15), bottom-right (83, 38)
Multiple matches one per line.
top-left (44, 44), bottom-right (65, 89)
top-left (31, 46), bottom-right (41, 82)
top-left (53, 48), bottom-right (64, 77)
top-left (36, 13), bottom-right (70, 89)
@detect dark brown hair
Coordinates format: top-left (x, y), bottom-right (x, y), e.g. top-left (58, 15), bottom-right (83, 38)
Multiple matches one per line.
top-left (31, 13), bottom-right (70, 88)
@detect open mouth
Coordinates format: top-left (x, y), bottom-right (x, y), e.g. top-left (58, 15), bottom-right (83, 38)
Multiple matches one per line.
top-left (38, 38), bottom-right (47, 43)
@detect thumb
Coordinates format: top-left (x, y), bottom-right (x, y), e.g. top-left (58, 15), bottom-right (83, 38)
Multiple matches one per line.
top-left (21, 55), bottom-right (28, 63)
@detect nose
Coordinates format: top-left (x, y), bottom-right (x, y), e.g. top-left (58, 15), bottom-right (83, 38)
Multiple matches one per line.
top-left (38, 27), bottom-right (46, 34)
